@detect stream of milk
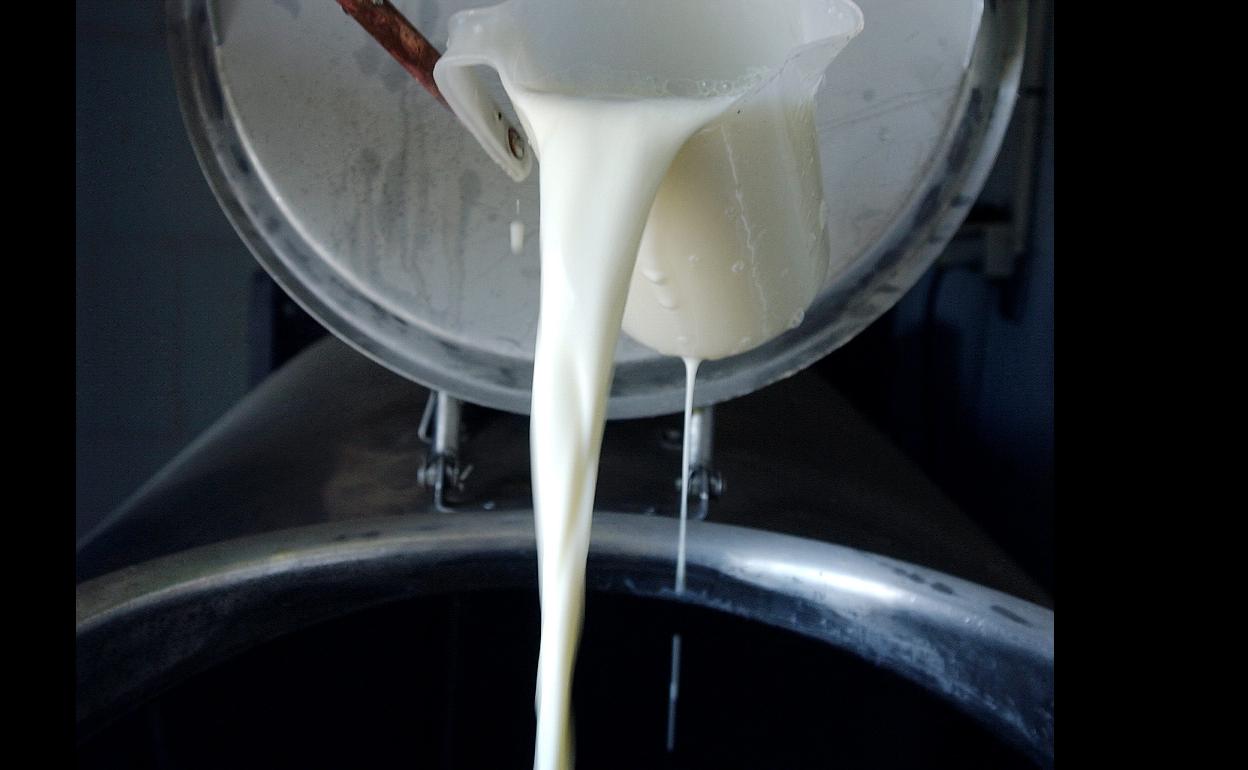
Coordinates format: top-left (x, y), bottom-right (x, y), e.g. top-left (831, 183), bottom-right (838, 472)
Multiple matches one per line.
top-left (430, 2), bottom-right (857, 763)
top-left (516, 82), bottom-right (834, 769)
top-left (667, 356), bottom-right (701, 753)
top-left (514, 88), bottom-right (736, 770)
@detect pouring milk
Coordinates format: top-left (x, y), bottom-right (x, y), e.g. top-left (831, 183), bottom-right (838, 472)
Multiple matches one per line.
top-left (434, 2), bottom-right (863, 768)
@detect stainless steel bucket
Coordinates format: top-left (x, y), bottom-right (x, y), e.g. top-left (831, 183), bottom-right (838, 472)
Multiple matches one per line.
top-left (165, 0), bottom-right (1025, 418)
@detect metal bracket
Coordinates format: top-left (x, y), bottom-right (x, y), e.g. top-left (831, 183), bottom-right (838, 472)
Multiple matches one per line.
top-left (417, 391), bottom-right (472, 512)
top-left (673, 406), bottom-right (724, 521)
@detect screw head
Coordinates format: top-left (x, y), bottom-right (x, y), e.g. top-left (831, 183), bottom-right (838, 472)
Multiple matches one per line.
top-left (507, 127), bottom-right (526, 160)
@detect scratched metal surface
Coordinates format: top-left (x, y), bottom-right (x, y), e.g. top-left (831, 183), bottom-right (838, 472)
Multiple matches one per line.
top-left (77, 335), bottom-right (1050, 608)
top-left (168, 0), bottom-right (1022, 417)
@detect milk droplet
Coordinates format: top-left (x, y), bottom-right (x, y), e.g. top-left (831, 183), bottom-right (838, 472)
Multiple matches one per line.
top-left (788, 309), bottom-right (805, 329)
top-left (642, 266), bottom-right (667, 284)
top-left (658, 294), bottom-right (679, 310)
top-left (510, 219), bottom-right (525, 255)
top-left (731, 261), bottom-right (745, 274)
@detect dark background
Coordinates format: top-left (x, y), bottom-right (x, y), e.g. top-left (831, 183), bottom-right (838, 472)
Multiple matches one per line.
top-left (76, 1), bottom-right (1053, 595)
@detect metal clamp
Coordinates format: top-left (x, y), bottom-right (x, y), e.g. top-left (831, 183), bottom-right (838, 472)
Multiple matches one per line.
top-left (417, 391), bottom-right (472, 512)
top-left (673, 406), bottom-right (724, 521)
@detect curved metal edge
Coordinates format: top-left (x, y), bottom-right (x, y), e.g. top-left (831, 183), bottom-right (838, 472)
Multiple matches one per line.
top-left (77, 512), bottom-right (1052, 765)
top-left (166, 0), bottom-right (1028, 420)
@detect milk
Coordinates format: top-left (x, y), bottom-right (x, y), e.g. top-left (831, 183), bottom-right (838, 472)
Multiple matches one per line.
top-left (624, 91), bottom-right (829, 359)
top-left (433, 4), bottom-right (863, 767)
top-left (514, 76), bottom-right (836, 770)
top-left (666, 356), bottom-right (701, 752)
top-left (519, 82), bottom-right (831, 767)
top-left (515, 87), bottom-right (736, 770)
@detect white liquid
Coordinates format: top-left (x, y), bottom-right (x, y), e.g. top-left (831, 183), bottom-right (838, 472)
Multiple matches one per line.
top-left (511, 218), bottom-right (526, 255)
top-left (513, 87), bottom-right (736, 770)
top-left (675, 357), bottom-right (700, 595)
top-left (433, 3), bottom-right (858, 766)
top-left (666, 356), bottom-right (700, 753)
top-left (515, 89), bottom-right (827, 770)
top-left (503, 32), bottom-right (833, 770)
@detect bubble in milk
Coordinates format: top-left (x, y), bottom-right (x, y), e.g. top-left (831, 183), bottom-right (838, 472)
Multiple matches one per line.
top-left (731, 261), bottom-right (745, 274)
top-left (788, 309), bottom-right (806, 329)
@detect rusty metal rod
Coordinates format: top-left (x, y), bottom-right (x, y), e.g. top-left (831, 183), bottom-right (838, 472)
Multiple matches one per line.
top-left (335, 0), bottom-right (449, 108)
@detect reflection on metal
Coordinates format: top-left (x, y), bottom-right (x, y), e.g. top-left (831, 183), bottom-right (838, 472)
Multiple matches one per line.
top-left (77, 513), bottom-right (1053, 766)
top-left (417, 390), bottom-right (470, 511)
top-left (1009, 0), bottom-right (1050, 271)
top-left (76, 336), bottom-right (1051, 608)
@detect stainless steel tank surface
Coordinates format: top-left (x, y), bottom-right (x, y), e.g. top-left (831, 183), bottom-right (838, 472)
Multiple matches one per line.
top-left (77, 338), bottom-right (1053, 767)
top-left (78, 515), bottom-right (1052, 767)
top-left (166, 0), bottom-right (1024, 418)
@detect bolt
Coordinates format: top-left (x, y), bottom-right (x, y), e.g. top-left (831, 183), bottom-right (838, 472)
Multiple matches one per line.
top-left (508, 127), bottom-right (526, 160)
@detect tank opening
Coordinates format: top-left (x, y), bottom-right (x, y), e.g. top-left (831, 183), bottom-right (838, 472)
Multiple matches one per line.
top-left (78, 589), bottom-right (1035, 769)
